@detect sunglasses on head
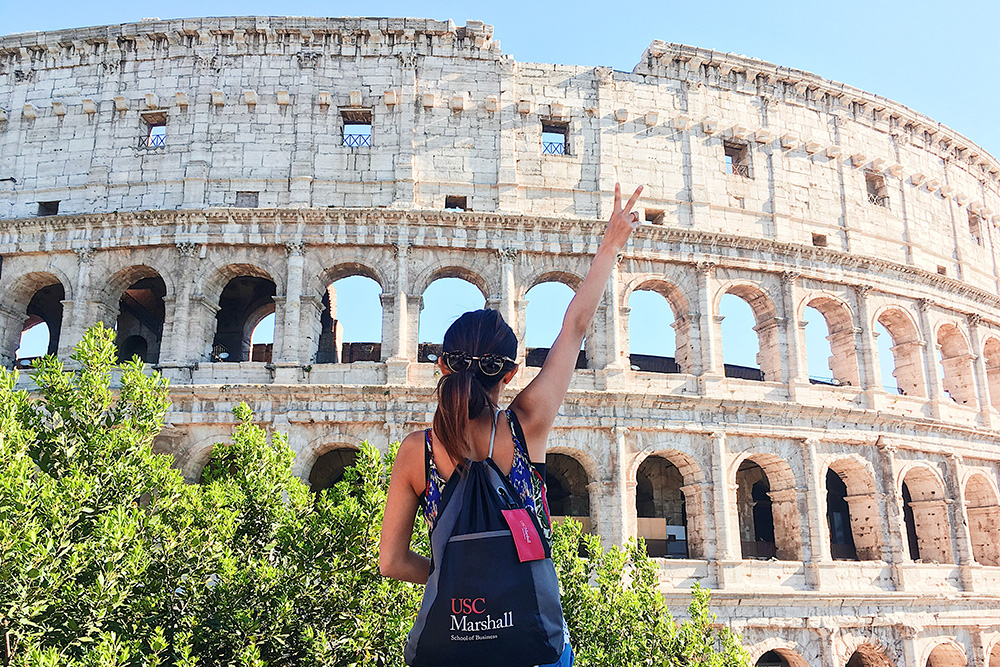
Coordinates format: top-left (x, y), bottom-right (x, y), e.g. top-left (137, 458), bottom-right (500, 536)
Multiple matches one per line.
top-left (442, 351), bottom-right (516, 376)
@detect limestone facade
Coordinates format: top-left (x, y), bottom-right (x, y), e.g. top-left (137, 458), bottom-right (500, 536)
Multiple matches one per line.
top-left (3, 17), bottom-right (1000, 667)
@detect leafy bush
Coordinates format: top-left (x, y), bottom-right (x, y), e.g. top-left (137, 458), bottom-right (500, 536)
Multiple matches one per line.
top-left (0, 325), bottom-right (749, 666)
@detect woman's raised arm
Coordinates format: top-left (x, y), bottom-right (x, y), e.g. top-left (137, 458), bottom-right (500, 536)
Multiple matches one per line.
top-left (511, 183), bottom-right (642, 458)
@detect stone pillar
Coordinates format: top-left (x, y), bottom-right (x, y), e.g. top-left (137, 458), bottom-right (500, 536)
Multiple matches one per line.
top-left (496, 60), bottom-right (519, 213)
top-left (946, 453), bottom-right (977, 591)
top-left (384, 242), bottom-right (412, 383)
top-left (0, 303), bottom-right (25, 368)
top-left (276, 242), bottom-right (306, 368)
top-left (160, 242), bottom-right (200, 368)
top-left (899, 625), bottom-right (922, 667)
top-left (802, 438), bottom-right (831, 586)
top-left (877, 439), bottom-right (906, 590)
top-left (57, 248), bottom-right (94, 360)
top-left (711, 432), bottom-right (739, 564)
top-left (853, 284), bottom-right (884, 406)
top-left (393, 53), bottom-right (418, 207)
top-left (817, 626), bottom-right (839, 667)
top-left (593, 66), bottom-right (616, 219)
top-left (693, 262), bottom-right (721, 379)
top-left (679, 483), bottom-right (708, 559)
top-left (967, 313), bottom-right (994, 427)
top-left (970, 627), bottom-right (989, 667)
top-left (916, 298), bottom-right (944, 418)
top-left (592, 426), bottom-right (632, 549)
top-left (780, 271), bottom-right (807, 392)
top-left (497, 248), bottom-right (518, 335)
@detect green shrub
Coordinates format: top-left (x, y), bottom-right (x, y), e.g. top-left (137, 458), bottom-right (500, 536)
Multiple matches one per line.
top-left (0, 325), bottom-right (749, 666)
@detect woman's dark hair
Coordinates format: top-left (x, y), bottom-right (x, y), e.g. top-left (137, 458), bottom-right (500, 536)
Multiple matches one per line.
top-left (433, 309), bottom-right (517, 465)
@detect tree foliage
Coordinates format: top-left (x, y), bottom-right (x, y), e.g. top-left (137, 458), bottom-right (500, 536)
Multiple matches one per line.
top-left (0, 325), bottom-right (750, 667)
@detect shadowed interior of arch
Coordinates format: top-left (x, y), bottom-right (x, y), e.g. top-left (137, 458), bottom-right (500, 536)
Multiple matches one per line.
top-left (636, 455), bottom-right (689, 558)
top-left (309, 447), bottom-right (360, 492)
top-left (15, 282), bottom-right (64, 367)
top-left (876, 309), bottom-right (926, 398)
top-left (901, 467), bottom-right (953, 564)
top-left (316, 274), bottom-right (383, 363)
top-left (965, 473), bottom-right (1000, 566)
top-left (115, 276), bottom-right (166, 364)
top-left (803, 297), bottom-right (860, 387)
top-left (212, 274), bottom-right (277, 362)
top-left (546, 452), bottom-right (592, 536)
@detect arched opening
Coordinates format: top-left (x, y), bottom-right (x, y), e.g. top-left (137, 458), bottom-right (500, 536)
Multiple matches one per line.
top-left (845, 644), bottom-right (894, 667)
top-left (937, 324), bottom-right (977, 406)
top-left (925, 642), bottom-right (967, 667)
top-left (736, 455), bottom-right (802, 561)
top-left (212, 274), bottom-right (277, 362)
top-left (827, 459), bottom-right (883, 561)
top-left (804, 297), bottom-right (860, 387)
top-left (983, 337), bottom-right (1000, 411)
top-left (249, 311), bottom-right (275, 361)
top-left (636, 456), bottom-right (688, 558)
top-left (546, 453), bottom-right (591, 534)
top-left (525, 280), bottom-right (585, 369)
top-left (901, 467), bottom-right (953, 564)
top-left (876, 308), bottom-right (926, 397)
top-left (418, 276), bottom-right (487, 362)
top-left (720, 285), bottom-right (780, 382)
top-left (756, 651), bottom-right (790, 667)
top-left (965, 474), bottom-right (1000, 566)
top-left (309, 447), bottom-right (360, 492)
top-left (115, 276), bottom-right (166, 364)
top-left (627, 280), bottom-right (689, 373)
top-left (316, 274), bottom-right (383, 363)
top-left (15, 282), bottom-right (65, 367)
top-left (875, 320), bottom-right (900, 393)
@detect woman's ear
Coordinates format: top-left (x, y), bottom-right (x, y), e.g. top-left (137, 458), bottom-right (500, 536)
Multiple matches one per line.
top-left (437, 357), bottom-right (451, 375)
top-left (502, 364), bottom-right (519, 385)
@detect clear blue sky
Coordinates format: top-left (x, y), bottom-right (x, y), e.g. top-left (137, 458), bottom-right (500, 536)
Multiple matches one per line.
top-left (10, 0), bottom-right (972, 388)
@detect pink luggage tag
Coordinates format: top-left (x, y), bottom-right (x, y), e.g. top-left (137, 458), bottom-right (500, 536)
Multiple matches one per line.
top-left (501, 509), bottom-right (545, 562)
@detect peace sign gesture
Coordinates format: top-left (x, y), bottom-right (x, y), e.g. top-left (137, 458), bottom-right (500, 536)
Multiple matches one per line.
top-left (603, 183), bottom-right (644, 251)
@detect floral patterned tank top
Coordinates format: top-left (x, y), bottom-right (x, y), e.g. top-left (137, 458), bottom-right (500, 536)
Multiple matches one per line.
top-left (420, 408), bottom-right (552, 546)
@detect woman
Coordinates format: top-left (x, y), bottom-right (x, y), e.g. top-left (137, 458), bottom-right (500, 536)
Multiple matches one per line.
top-left (379, 183), bottom-right (643, 665)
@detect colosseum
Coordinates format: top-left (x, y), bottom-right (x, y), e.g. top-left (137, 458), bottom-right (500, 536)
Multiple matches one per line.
top-left (3, 15), bottom-right (1000, 667)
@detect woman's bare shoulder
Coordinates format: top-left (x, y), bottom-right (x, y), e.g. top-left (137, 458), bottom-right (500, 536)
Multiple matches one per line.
top-left (392, 430), bottom-right (428, 494)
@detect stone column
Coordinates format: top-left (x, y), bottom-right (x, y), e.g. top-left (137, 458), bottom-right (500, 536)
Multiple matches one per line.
top-left (0, 303), bottom-right (25, 368)
top-left (916, 298), bottom-right (944, 419)
top-left (57, 248), bottom-right (94, 360)
top-left (970, 627), bottom-right (989, 667)
top-left (384, 242), bottom-right (411, 383)
top-left (693, 262), bottom-right (721, 379)
top-left (852, 284), bottom-right (884, 406)
top-left (393, 53), bottom-right (418, 207)
top-left (160, 242), bottom-right (200, 368)
top-left (802, 438), bottom-right (832, 586)
top-left (497, 248), bottom-right (518, 334)
top-left (780, 271), bottom-right (807, 392)
top-left (277, 242), bottom-right (306, 366)
top-left (877, 439), bottom-right (906, 590)
top-left (711, 432), bottom-right (739, 564)
top-left (817, 626), bottom-right (839, 667)
top-left (899, 625), bottom-right (922, 667)
top-left (946, 453), bottom-right (976, 591)
top-left (967, 313), bottom-right (994, 426)
top-left (496, 60), bottom-right (519, 213)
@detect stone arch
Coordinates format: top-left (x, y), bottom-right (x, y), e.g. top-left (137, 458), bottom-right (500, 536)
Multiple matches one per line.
top-left (411, 261), bottom-right (493, 301)
top-left (309, 444), bottom-right (360, 492)
top-left (802, 293), bottom-right (861, 387)
top-left (717, 281), bottom-right (782, 382)
top-left (204, 264), bottom-right (279, 363)
top-left (842, 641), bottom-right (895, 667)
top-left (936, 322), bottom-right (977, 406)
top-left (923, 640), bottom-right (968, 667)
top-left (624, 277), bottom-right (692, 373)
top-left (3, 271), bottom-right (70, 367)
top-left (733, 452), bottom-right (802, 561)
top-left (198, 259), bottom-right (283, 303)
top-left (523, 274), bottom-right (585, 368)
top-left (633, 449), bottom-right (707, 559)
top-left (964, 471), bottom-right (1000, 566)
top-left (178, 434), bottom-right (232, 483)
top-left (315, 264), bottom-right (385, 364)
top-left (874, 306), bottom-right (926, 397)
top-left (826, 456), bottom-right (883, 561)
top-left (107, 267), bottom-right (168, 364)
top-left (313, 259), bottom-right (388, 297)
top-left (523, 269), bottom-right (584, 295)
top-left (982, 336), bottom-right (1000, 411)
top-left (545, 448), bottom-right (594, 534)
top-left (899, 463), bottom-right (953, 564)
top-left (747, 639), bottom-right (810, 667)
top-left (98, 263), bottom-right (175, 306)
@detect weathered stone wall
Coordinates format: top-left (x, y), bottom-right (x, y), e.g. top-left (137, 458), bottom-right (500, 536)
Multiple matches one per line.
top-left (4, 17), bottom-right (1000, 667)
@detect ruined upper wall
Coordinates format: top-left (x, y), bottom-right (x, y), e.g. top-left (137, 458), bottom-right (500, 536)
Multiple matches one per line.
top-left (2, 16), bottom-right (999, 293)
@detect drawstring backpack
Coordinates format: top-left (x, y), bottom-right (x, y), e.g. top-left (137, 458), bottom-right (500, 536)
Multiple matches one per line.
top-left (404, 410), bottom-right (565, 667)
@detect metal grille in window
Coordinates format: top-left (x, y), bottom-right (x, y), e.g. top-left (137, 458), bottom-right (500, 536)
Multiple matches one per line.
top-left (541, 122), bottom-right (568, 156)
top-left (140, 113), bottom-right (167, 150)
top-left (542, 140), bottom-right (565, 155)
top-left (731, 163), bottom-right (750, 178)
top-left (343, 132), bottom-right (371, 148)
top-left (867, 192), bottom-right (890, 207)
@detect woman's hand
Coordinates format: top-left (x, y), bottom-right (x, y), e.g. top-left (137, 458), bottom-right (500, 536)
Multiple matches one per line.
top-left (601, 183), bottom-right (644, 252)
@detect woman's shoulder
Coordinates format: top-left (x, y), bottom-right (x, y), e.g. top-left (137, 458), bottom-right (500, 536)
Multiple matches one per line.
top-left (394, 430), bottom-right (429, 495)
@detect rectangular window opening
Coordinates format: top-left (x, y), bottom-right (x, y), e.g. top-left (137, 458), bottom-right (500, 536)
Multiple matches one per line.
top-left (937, 265), bottom-right (948, 276)
top-left (969, 211), bottom-right (982, 245)
top-left (235, 191), bottom-right (259, 208)
top-left (645, 208), bottom-right (664, 224)
top-left (37, 201), bottom-right (59, 216)
top-left (342, 108), bottom-right (372, 148)
top-left (724, 141), bottom-right (750, 178)
top-left (541, 121), bottom-right (569, 156)
top-left (812, 233), bottom-right (828, 247)
top-left (140, 112), bottom-right (167, 149)
top-left (444, 195), bottom-right (468, 211)
top-left (865, 172), bottom-right (889, 207)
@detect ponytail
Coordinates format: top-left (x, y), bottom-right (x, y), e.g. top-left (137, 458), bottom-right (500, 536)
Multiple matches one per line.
top-left (431, 309), bottom-right (517, 466)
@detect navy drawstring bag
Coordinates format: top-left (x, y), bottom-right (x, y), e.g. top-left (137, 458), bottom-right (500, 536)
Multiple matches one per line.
top-left (404, 455), bottom-right (565, 667)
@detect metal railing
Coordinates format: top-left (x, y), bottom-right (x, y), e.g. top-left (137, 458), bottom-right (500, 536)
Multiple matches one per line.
top-left (343, 133), bottom-right (371, 148)
top-left (137, 132), bottom-right (165, 149)
top-left (542, 141), bottom-right (566, 155)
top-left (731, 163), bottom-right (750, 178)
top-left (867, 192), bottom-right (889, 207)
